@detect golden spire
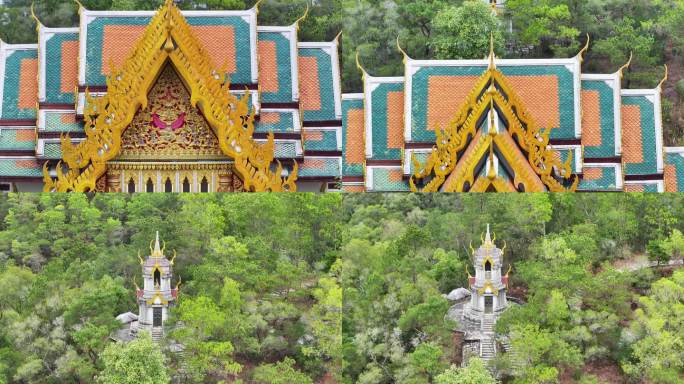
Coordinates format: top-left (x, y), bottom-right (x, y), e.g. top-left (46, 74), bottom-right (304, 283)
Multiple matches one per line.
top-left (294, 3), bottom-right (309, 31)
top-left (30, 2), bottom-right (42, 31)
top-left (577, 33), bottom-right (590, 64)
top-left (152, 231), bottom-right (163, 258)
top-left (253, 0), bottom-right (264, 15)
top-left (488, 32), bottom-right (496, 70)
top-left (618, 51), bottom-right (633, 79)
top-left (396, 35), bottom-right (409, 64)
top-left (484, 224), bottom-right (492, 245)
top-left (658, 64), bottom-right (669, 90)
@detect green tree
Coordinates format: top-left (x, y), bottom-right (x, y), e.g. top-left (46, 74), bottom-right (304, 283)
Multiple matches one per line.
top-left (435, 358), bottom-right (497, 384)
top-left (97, 333), bottom-right (170, 384)
top-left (431, 1), bottom-right (504, 60)
top-left (252, 357), bottom-right (313, 384)
top-left (622, 270), bottom-right (684, 383)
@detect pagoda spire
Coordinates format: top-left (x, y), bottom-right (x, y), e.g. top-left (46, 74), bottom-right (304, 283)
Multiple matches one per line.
top-left (484, 223), bottom-right (492, 244)
top-left (152, 231), bottom-right (163, 258)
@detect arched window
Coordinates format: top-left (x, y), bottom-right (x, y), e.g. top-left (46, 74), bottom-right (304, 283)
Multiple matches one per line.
top-left (128, 178), bottom-right (135, 193)
top-left (146, 178), bottom-right (154, 193)
top-left (164, 178), bottom-right (172, 193)
top-left (153, 268), bottom-right (161, 287)
top-left (182, 177), bottom-right (190, 193)
top-left (484, 260), bottom-right (492, 271)
top-left (200, 177), bottom-right (209, 193)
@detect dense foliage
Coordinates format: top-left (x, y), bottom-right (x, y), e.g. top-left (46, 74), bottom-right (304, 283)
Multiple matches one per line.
top-left (340, 194), bottom-right (684, 383)
top-left (0, 194), bottom-right (342, 383)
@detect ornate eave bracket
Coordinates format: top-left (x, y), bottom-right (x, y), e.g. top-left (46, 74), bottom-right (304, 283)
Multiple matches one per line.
top-left (43, 0), bottom-right (296, 192)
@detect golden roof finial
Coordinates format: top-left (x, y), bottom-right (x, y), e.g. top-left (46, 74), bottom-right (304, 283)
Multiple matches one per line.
top-left (294, 3), bottom-right (309, 31)
top-left (253, 0), bottom-right (264, 15)
top-left (355, 51), bottom-right (367, 79)
top-left (577, 33), bottom-right (590, 64)
top-left (334, 30), bottom-right (343, 44)
top-left (137, 250), bottom-right (144, 265)
top-left (175, 275), bottom-right (181, 290)
top-left (658, 64), bottom-right (668, 90)
top-left (152, 231), bottom-right (163, 258)
top-left (30, 2), bottom-right (41, 31)
top-left (73, 0), bottom-right (84, 11)
top-left (469, 240), bottom-right (474, 255)
top-left (488, 32), bottom-right (496, 70)
top-left (484, 223), bottom-right (492, 245)
top-left (618, 51), bottom-right (633, 79)
top-left (170, 249), bottom-right (176, 265)
top-left (133, 276), bottom-right (140, 291)
top-left (396, 35), bottom-right (409, 63)
top-left (466, 264), bottom-right (473, 279)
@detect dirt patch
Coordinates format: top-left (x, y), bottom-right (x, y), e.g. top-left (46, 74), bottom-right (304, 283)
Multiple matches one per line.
top-left (559, 359), bottom-right (628, 384)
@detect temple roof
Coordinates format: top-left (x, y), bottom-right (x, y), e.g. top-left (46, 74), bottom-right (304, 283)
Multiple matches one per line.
top-left (0, 2), bottom-right (676, 193)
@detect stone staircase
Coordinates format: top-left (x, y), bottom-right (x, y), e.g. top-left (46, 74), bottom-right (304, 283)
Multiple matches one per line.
top-left (481, 314), bottom-right (495, 333)
top-left (479, 314), bottom-right (496, 360)
top-left (151, 327), bottom-right (163, 342)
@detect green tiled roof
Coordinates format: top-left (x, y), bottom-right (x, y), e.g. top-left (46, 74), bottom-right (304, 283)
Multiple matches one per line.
top-left (371, 167), bottom-right (409, 191)
top-left (44, 111), bottom-right (84, 132)
top-left (579, 167), bottom-right (619, 190)
top-left (0, 158), bottom-right (42, 177)
top-left (299, 157), bottom-right (340, 178)
top-left (299, 48), bottom-right (336, 122)
top-left (666, 152), bottom-right (684, 192)
top-left (341, 98), bottom-right (364, 177)
top-left (274, 141), bottom-right (297, 158)
top-left (304, 129), bottom-right (337, 152)
top-left (623, 95), bottom-right (659, 176)
top-left (42, 142), bottom-right (63, 159)
top-left (258, 31), bottom-right (294, 103)
top-left (370, 82), bottom-right (403, 161)
top-left (85, 16), bottom-right (253, 85)
top-left (0, 129), bottom-right (35, 150)
top-left (582, 79), bottom-right (617, 158)
top-left (2, 49), bottom-right (38, 120)
top-left (45, 32), bottom-right (79, 104)
top-left (255, 111), bottom-right (296, 133)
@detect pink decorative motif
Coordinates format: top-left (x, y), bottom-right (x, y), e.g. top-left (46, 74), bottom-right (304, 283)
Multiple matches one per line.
top-left (151, 112), bottom-right (186, 130)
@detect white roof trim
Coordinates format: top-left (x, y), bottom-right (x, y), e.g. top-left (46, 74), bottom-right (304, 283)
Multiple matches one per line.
top-left (342, 93), bottom-right (364, 100)
top-left (665, 147), bottom-right (684, 154)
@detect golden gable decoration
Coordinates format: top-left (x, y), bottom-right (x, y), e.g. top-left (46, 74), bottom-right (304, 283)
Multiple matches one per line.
top-left (409, 39), bottom-right (579, 193)
top-left (43, 0), bottom-right (297, 192)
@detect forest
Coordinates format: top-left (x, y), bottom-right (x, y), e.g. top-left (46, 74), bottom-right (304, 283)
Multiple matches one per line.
top-left (0, 194), bottom-right (343, 383)
top-left (340, 194), bottom-right (684, 384)
top-left (0, 194), bottom-right (683, 383)
top-left (0, 0), bottom-right (683, 144)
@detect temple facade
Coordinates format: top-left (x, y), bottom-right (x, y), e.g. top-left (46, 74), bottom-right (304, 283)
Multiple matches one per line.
top-left (447, 225), bottom-right (511, 364)
top-left (0, 0), bottom-right (680, 192)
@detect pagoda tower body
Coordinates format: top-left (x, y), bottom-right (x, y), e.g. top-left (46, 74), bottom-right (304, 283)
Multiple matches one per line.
top-left (447, 224), bottom-right (511, 364)
top-left (465, 224), bottom-right (509, 321)
top-left (136, 231), bottom-right (178, 339)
